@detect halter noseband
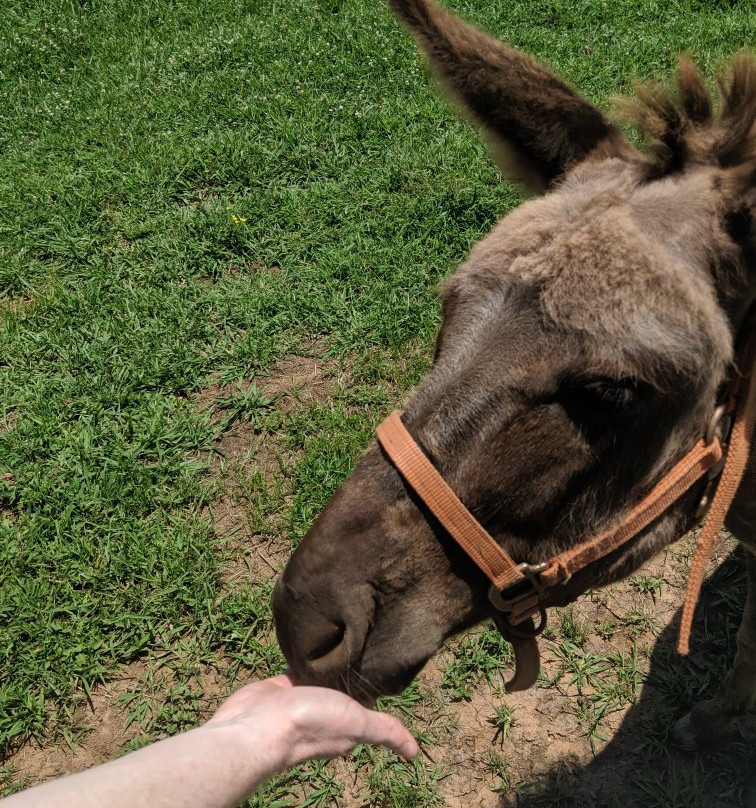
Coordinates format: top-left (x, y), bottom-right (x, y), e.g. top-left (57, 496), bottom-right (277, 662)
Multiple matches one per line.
top-left (376, 310), bottom-right (755, 691)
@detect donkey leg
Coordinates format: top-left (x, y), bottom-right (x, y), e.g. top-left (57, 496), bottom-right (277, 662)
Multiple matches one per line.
top-left (674, 448), bottom-right (756, 749)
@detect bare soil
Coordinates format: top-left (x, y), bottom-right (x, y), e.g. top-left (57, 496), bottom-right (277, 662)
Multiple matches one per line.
top-left (198, 345), bottom-right (345, 581)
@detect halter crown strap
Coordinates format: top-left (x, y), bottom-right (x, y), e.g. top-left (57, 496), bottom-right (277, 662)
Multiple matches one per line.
top-left (539, 436), bottom-right (723, 589)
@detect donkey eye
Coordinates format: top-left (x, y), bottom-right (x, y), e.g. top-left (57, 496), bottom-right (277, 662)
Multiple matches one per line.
top-left (555, 377), bottom-right (641, 423)
top-left (581, 379), bottom-right (638, 408)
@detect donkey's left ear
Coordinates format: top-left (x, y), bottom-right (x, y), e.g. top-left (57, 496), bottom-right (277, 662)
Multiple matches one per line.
top-left (388, 0), bottom-right (637, 193)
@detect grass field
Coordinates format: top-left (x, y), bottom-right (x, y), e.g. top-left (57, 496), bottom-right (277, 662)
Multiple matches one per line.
top-left (1, 0), bottom-right (754, 805)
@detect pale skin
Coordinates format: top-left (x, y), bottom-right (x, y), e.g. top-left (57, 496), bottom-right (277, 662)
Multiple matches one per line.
top-left (3, 674), bottom-right (419, 808)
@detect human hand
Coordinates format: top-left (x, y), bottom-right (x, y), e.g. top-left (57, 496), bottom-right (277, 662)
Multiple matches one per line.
top-left (205, 672), bottom-right (419, 767)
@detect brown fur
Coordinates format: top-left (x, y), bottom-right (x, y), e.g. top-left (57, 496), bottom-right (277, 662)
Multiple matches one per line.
top-left (274, 0), bottom-right (756, 749)
top-left (620, 54), bottom-right (756, 177)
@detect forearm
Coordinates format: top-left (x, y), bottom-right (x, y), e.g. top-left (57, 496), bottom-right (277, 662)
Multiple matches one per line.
top-left (2, 675), bottom-right (417, 807)
top-left (3, 721), bottom-right (290, 808)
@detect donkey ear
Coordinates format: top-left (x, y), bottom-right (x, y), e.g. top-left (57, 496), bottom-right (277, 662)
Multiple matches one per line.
top-left (388, 0), bottom-right (635, 192)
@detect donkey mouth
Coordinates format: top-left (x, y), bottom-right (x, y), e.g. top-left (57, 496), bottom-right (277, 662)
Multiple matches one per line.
top-left (273, 576), bottom-right (433, 703)
top-left (283, 618), bottom-right (431, 705)
top-left (323, 656), bottom-right (429, 706)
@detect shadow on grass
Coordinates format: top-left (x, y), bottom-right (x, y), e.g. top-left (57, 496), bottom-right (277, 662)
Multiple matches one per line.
top-left (501, 547), bottom-right (755, 808)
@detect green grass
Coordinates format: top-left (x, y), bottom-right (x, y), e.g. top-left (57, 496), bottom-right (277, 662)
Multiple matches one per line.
top-left (442, 622), bottom-right (515, 699)
top-left (1, 0), bottom-right (754, 803)
top-left (489, 702), bottom-right (516, 745)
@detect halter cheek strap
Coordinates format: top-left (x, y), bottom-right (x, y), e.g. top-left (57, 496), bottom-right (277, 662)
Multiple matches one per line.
top-left (376, 310), bottom-right (755, 689)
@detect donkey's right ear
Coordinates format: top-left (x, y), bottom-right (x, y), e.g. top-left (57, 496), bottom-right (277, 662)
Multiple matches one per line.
top-left (388, 0), bottom-right (636, 193)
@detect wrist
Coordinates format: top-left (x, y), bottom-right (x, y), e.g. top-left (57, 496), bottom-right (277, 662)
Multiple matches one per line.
top-left (201, 708), bottom-right (299, 776)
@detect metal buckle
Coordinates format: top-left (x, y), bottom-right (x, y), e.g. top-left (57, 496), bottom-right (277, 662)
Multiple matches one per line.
top-left (487, 562), bottom-right (548, 613)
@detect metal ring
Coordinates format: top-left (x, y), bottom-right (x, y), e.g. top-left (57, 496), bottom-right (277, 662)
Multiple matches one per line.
top-left (502, 607), bottom-right (548, 639)
top-left (704, 404), bottom-right (727, 445)
top-left (487, 583), bottom-right (516, 612)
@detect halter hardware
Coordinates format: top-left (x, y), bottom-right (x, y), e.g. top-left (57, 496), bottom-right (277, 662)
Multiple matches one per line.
top-left (487, 562), bottom-right (547, 617)
top-left (704, 403), bottom-right (730, 446)
top-left (693, 404), bottom-right (732, 518)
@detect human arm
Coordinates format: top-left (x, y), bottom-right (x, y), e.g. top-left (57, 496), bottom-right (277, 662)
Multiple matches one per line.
top-left (3, 674), bottom-right (419, 808)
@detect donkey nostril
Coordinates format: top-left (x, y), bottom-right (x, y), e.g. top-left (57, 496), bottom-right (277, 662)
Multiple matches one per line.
top-left (307, 621), bottom-right (346, 665)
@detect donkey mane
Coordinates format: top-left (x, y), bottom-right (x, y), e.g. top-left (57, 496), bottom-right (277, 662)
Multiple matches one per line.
top-left (622, 52), bottom-right (756, 177)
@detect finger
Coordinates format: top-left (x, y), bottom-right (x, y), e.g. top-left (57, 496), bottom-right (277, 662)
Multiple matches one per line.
top-left (360, 711), bottom-right (420, 760)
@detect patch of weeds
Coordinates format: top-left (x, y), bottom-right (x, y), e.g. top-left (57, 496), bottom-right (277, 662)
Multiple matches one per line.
top-left (215, 582), bottom-right (284, 679)
top-left (378, 680), bottom-right (454, 749)
top-left (298, 761), bottom-right (343, 808)
top-left (486, 749), bottom-right (511, 794)
top-left (442, 622), bottom-right (515, 699)
top-left (348, 340), bottom-right (433, 397)
top-left (245, 760), bottom-right (341, 808)
top-left (645, 649), bottom-right (716, 716)
top-left (119, 735), bottom-right (152, 755)
top-left (597, 617), bottom-right (618, 639)
top-left (284, 402), bottom-right (378, 542)
top-left (628, 747), bottom-right (747, 808)
top-left (489, 702), bottom-right (516, 745)
top-left (245, 766), bottom-right (300, 808)
top-left (0, 766), bottom-right (26, 797)
top-left (229, 467), bottom-right (289, 537)
top-left (377, 680), bottom-right (431, 725)
top-left (548, 640), bottom-right (607, 694)
top-left (589, 650), bottom-right (644, 750)
top-left (630, 574), bottom-right (664, 599)
top-left (117, 653), bottom-right (216, 740)
top-left (622, 608), bottom-right (660, 637)
top-left (607, 649), bottom-right (644, 702)
top-left (541, 623), bottom-right (558, 641)
top-left (516, 763), bottom-right (574, 807)
top-left (362, 748), bottom-right (445, 808)
top-left (556, 606), bottom-right (590, 646)
top-left (214, 383), bottom-right (275, 432)
top-left (551, 641), bottom-right (644, 751)
top-left (132, 680), bottom-right (205, 738)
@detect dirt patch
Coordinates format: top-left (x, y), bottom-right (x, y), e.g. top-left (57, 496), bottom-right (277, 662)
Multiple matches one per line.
top-left (260, 351), bottom-right (343, 409)
top-left (3, 663), bottom-right (146, 789)
top-left (197, 346), bottom-right (343, 471)
top-left (0, 411), bottom-right (19, 435)
top-left (407, 532), bottom-right (745, 808)
top-left (195, 345), bottom-right (346, 583)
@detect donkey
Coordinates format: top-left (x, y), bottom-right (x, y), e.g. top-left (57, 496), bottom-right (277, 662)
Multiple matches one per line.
top-left (273, 0), bottom-right (756, 748)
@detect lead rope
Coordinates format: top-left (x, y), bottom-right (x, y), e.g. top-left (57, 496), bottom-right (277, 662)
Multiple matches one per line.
top-left (677, 323), bottom-right (756, 655)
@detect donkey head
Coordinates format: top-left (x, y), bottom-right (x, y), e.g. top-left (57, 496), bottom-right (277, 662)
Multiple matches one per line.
top-left (273, 0), bottom-right (756, 701)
